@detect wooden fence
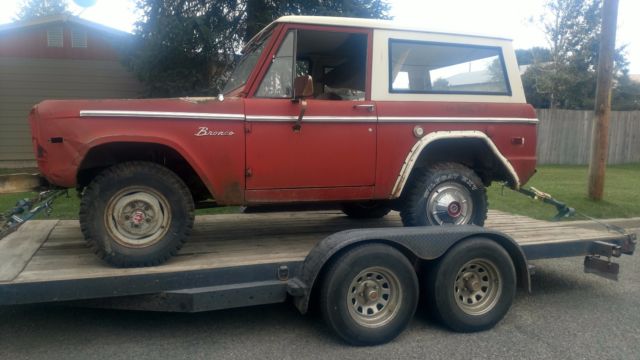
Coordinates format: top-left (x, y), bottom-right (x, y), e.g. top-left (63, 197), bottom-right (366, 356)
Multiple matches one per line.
top-left (536, 109), bottom-right (640, 165)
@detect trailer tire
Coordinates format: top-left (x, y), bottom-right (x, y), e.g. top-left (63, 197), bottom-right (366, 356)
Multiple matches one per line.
top-left (400, 162), bottom-right (487, 226)
top-left (341, 202), bottom-right (391, 219)
top-left (320, 243), bottom-right (418, 345)
top-left (426, 237), bottom-right (516, 332)
top-left (80, 162), bottom-right (194, 268)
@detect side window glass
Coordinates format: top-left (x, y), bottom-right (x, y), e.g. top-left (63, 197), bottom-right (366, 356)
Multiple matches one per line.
top-left (301, 30), bottom-right (367, 101)
top-left (255, 29), bottom-right (369, 101)
top-left (390, 40), bottom-right (511, 95)
top-left (256, 31), bottom-right (295, 98)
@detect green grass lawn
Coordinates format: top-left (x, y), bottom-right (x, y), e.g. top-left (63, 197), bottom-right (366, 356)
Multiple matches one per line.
top-left (1, 164), bottom-right (639, 221)
top-left (487, 163), bottom-right (640, 220)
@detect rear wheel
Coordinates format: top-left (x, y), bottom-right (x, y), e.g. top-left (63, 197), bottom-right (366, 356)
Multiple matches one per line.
top-left (400, 162), bottom-right (487, 226)
top-left (425, 238), bottom-right (516, 332)
top-left (80, 162), bottom-right (194, 267)
top-left (320, 244), bottom-right (419, 345)
top-left (341, 201), bottom-right (391, 219)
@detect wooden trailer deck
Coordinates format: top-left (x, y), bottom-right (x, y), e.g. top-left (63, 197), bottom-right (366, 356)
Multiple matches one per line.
top-left (0, 210), bottom-right (632, 286)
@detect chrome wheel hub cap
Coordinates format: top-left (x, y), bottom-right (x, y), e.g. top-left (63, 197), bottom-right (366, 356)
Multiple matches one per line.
top-left (105, 187), bottom-right (171, 248)
top-left (347, 267), bottom-right (402, 328)
top-left (426, 182), bottom-right (473, 225)
top-left (454, 259), bottom-right (502, 316)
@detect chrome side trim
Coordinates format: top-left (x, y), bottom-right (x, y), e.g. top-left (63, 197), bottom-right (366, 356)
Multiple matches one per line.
top-left (79, 110), bottom-right (245, 120)
top-left (80, 111), bottom-right (537, 124)
top-left (246, 115), bottom-right (377, 123)
top-left (247, 116), bottom-right (536, 123)
top-left (379, 116), bottom-right (538, 124)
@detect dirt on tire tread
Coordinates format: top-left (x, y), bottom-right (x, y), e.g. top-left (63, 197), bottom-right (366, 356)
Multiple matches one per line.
top-left (79, 161), bottom-right (194, 268)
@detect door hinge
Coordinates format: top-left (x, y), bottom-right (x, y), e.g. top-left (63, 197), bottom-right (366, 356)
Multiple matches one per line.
top-left (245, 168), bottom-right (252, 177)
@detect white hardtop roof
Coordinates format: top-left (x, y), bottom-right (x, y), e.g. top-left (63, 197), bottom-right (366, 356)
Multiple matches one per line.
top-left (273, 16), bottom-right (512, 41)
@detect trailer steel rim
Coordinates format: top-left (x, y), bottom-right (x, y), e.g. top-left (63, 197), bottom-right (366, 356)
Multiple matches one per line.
top-left (105, 186), bottom-right (171, 248)
top-left (454, 258), bottom-right (502, 316)
top-left (426, 182), bottom-right (473, 225)
top-left (347, 266), bottom-right (402, 328)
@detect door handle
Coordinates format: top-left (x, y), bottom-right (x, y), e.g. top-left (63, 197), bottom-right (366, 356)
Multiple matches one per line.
top-left (293, 99), bottom-right (307, 132)
top-left (353, 104), bottom-right (375, 112)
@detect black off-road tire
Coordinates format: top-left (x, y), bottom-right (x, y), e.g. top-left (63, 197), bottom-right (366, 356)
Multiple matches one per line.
top-left (79, 161), bottom-right (195, 268)
top-left (341, 201), bottom-right (392, 219)
top-left (400, 162), bottom-right (487, 226)
top-left (425, 238), bottom-right (516, 332)
top-left (320, 244), bottom-right (419, 345)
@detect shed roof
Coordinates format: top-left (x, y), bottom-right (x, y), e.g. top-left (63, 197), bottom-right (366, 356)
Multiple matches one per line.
top-left (0, 14), bottom-right (130, 37)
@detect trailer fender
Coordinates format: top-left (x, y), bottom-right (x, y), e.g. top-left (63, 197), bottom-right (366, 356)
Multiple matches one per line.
top-left (289, 225), bottom-right (530, 314)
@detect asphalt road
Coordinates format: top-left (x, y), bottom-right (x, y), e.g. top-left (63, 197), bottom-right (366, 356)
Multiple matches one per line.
top-left (0, 251), bottom-right (639, 360)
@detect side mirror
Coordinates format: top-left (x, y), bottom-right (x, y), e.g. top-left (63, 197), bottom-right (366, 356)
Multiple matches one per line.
top-left (293, 75), bottom-right (314, 100)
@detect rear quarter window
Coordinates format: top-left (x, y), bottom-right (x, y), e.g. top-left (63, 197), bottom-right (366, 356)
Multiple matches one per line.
top-left (389, 39), bottom-right (511, 96)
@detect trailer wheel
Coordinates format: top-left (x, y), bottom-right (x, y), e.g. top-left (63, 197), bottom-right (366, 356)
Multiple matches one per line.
top-left (341, 201), bottom-right (391, 219)
top-left (320, 244), bottom-right (418, 345)
top-left (426, 238), bottom-right (516, 332)
top-left (400, 162), bottom-right (487, 226)
top-left (80, 162), bottom-right (194, 268)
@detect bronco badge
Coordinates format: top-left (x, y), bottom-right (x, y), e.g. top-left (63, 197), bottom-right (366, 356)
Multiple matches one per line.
top-left (195, 127), bottom-right (235, 136)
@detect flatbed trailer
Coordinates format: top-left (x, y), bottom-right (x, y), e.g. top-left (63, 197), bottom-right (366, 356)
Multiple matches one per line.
top-left (0, 210), bottom-right (635, 345)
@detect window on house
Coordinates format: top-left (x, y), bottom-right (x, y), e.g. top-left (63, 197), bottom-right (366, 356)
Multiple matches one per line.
top-left (46, 27), bottom-right (63, 47)
top-left (71, 28), bottom-right (87, 48)
top-left (256, 29), bottom-right (368, 100)
top-left (389, 39), bottom-right (511, 95)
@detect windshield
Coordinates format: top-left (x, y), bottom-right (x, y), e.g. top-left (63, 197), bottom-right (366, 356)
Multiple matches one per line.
top-left (222, 32), bottom-right (272, 94)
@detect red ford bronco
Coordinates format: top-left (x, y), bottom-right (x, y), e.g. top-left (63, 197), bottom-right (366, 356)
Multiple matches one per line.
top-left (29, 16), bottom-right (537, 267)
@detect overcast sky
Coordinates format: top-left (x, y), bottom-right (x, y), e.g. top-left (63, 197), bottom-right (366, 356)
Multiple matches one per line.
top-left (0, 0), bottom-right (638, 73)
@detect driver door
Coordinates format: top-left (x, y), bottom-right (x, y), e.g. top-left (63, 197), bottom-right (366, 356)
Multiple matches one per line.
top-left (244, 28), bottom-right (377, 202)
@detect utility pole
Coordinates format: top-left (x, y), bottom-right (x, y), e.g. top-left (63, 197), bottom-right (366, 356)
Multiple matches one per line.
top-left (588, 0), bottom-right (619, 201)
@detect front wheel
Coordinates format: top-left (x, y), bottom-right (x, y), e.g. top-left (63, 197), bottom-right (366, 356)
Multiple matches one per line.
top-left (79, 162), bottom-right (195, 268)
top-left (320, 244), bottom-right (419, 345)
top-left (400, 162), bottom-right (487, 226)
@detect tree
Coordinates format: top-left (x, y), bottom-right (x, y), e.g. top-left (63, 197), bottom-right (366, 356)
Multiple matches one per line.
top-left (519, 0), bottom-right (639, 110)
top-left (14, 0), bottom-right (70, 21)
top-left (515, 47), bottom-right (551, 66)
top-left (244, 0), bottom-right (390, 41)
top-left (612, 70), bottom-right (640, 110)
top-left (127, 0), bottom-right (391, 97)
top-left (125, 0), bottom-right (244, 97)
